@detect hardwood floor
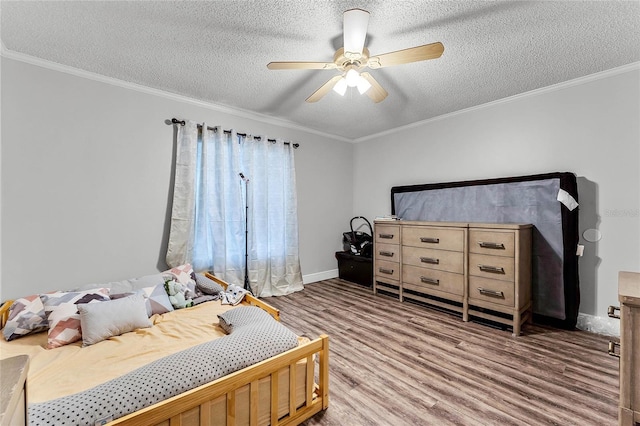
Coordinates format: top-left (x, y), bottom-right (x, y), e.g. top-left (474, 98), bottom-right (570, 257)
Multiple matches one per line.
top-left (263, 278), bottom-right (620, 426)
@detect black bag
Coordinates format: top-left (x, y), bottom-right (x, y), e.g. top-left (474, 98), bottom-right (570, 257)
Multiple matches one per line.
top-left (342, 216), bottom-right (373, 257)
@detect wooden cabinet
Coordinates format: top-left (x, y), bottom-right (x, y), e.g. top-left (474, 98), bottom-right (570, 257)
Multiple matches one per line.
top-left (617, 271), bottom-right (640, 425)
top-left (373, 220), bottom-right (532, 336)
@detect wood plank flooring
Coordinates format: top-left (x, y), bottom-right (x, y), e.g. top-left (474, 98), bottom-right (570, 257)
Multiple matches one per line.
top-left (263, 278), bottom-right (620, 426)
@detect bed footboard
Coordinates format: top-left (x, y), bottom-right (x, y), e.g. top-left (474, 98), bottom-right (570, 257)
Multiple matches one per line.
top-left (109, 334), bottom-right (329, 426)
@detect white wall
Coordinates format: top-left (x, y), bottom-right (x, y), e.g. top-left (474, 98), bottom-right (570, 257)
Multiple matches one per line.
top-left (353, 66), bottom-right (640, 320)
top-left (2, 53), bottom-right (638, 326)
top-left (0, 56), bottom-right (353, 300)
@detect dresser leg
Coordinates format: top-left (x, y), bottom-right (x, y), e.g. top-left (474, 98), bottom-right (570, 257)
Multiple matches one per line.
top-left (513, 310), bottom-right (522, 337)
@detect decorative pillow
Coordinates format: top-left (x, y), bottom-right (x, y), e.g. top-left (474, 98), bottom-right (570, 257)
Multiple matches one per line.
top-left (192, 294), bottom-right (219, 305)
top-left (110, 291), bottom-right (150, 316)
top-left (40, 288), bottom-right (110, 349)
top-left (109, 292), bottom-right (135, 300)
top-left (2, 295), bottom-right (48, 341)
top-left (163, 264), bottom-right (197, 298)
top-left (78, 293), bottom-right (151, 346)
top-left (217, 306), bottom-right (274, 334)
top-left (75, 273), bottom-right (166, 294)
top-left (195, 273), bottom-right (224, 296)
top-left (164, 263), bottom-right (195, 285)
top-left (139, 284), bottom-right (174, 316)
top-left (127, 274), bottom-right (167, 291)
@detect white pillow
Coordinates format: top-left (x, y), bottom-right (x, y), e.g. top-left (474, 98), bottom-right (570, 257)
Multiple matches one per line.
top-left (78, 293), bottom-right (151, 346)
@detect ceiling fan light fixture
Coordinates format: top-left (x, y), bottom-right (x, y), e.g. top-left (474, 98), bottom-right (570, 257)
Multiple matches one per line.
top-left (343, 8), bottom-right (370, 56)
top-left (345, 68), bottom-right (360, 87)
top-left (357, 76), bottom-right (371, 94)
top-left (269, 8), bottom-right (443, 103)
top-left (333, 77), bottom-right (348, 96)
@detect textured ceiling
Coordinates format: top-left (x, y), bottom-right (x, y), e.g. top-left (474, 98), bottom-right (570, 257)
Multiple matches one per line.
top-left (2, 1), bottom-right (639, 141)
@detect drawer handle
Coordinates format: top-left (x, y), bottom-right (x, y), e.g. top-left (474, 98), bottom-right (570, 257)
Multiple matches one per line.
top-left (420, 276), bottom-right (440, 285)
top-left (379, 251), bottom-right (395, 257)
top-left (379, 268), bottom-right (394, 275)
top-left (478, 241), bottom-right (505, 250)
top-left (420, 237), bottom-right (439, 244)
top-left (477, 287), bottom-right (504, 298)
top-left (608, 341), bottom-right (620, 358)
top-left (420, 257), bottom-right (439, 265)
top-left (379, 233), bottom-right (395, 239)
top-left (478, 264), bottom-right (505, 274)
top-left (607, 305), bottom-right (620, 319)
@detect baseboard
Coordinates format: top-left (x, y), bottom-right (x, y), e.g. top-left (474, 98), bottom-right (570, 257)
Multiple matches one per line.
top-left (576, 313), bottom-right (620, 337)
top-left (303, 269), bottom-right (338, 285)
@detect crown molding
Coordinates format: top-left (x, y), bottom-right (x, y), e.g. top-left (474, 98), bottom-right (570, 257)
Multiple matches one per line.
top-left (353, 61), bottom-right (640, 143)
top-left (3, 47), bottom-right (637, 145)
top-left (0, 48), bottom-right (352, 143)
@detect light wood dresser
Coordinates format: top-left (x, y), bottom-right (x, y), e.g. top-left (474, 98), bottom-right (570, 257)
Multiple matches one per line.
top-left (373, 221), bottom-right (401, 298)
top-left (400, 222), bottom-right (468, 320)
top-left (467, 223), bottom-right (532, 336)
top-left (373, 220), bottom-right (532, 336)
top-left (614, 271), bottom-right (640, 426)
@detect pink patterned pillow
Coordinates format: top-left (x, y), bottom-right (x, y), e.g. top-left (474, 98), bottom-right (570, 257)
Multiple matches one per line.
top-left (164, 263), bottom-right (197, 298)
top-left (164, 263), bottom-right (195, 285)
top-left (2, 294), bottom-right (48, 341)
top-left (40, 288), bottom-right (110, 349)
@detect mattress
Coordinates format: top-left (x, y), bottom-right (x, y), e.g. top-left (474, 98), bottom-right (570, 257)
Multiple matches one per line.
top-left (391, 172), bottom-right (580, 328)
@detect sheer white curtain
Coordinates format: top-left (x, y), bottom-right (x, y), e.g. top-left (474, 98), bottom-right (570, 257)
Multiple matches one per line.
top-left (240, 136), bottom-right (303, 297)
top-left (166, 121), bottom-right (245, 281)
top-left (166, 121), bottom-right (303, 297)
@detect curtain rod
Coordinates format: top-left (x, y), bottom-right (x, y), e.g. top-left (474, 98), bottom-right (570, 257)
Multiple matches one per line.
top-left (170, 118), bottom-right (299, 148)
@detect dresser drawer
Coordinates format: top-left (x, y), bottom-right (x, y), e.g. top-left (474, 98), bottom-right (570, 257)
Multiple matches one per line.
top-left (402, 226), bottom-right (464, 252)
top-left (469, 253), bottom-right (515, 282)
top-left (469, 230), bottom-right (515, 257)
top-left (375, 224), bottom-right (400, 244)
top-left (403, 246), bottom-right (464, 274)
top-left (375, 242), bottom-right (400, 262)
top-left (468, 276), bottom-right (515, 307)
top-left (403, 265), bottom-right (464, 296)
top-left (375, 259), bottom-right (400, 281)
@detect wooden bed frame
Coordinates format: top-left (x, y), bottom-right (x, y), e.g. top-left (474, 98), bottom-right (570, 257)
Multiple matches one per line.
top-left (0, 273), bottom-right (329, 426)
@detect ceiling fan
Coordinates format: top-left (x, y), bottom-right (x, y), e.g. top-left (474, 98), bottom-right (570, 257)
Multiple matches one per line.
top-left (267, 8), bottom-right (444, 103)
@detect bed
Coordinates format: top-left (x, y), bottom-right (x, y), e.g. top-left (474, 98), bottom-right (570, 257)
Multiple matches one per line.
top-left (0, 271), bottom-right (329, 426)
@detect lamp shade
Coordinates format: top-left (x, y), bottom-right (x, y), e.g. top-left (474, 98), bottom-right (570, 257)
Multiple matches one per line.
top-left (333, 77), bottom-right (348, 96)
top-left (357, 76), bottom-right (371, 94)
top-left (345, 69), bottom-right (360, 87)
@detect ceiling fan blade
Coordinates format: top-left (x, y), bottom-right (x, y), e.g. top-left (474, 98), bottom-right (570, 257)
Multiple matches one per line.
top-left (368, 42), bottom-right (444, 69)
top-left (267, 61), bottom-right (337, 70)
top-left (305, 75), bottom-right (343, 103)
top-left (360, 72), bottom-right (388, 103)
top-left (343, 8), bottom-right (370, 57)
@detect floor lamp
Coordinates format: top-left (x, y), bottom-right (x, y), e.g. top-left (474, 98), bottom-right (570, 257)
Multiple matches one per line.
top-left (239, 172), bottom-right (250, 291)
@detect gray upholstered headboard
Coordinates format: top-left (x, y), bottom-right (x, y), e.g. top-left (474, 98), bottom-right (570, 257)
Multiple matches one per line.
top-left (391, 172), bottom-right (579, 329)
